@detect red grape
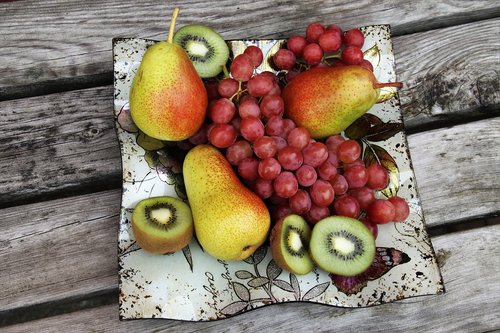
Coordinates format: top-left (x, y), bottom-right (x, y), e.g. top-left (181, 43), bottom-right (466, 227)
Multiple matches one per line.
top-left (360, 216), bottom-right (379, 239)
top-left (326, 150), bottom-right (340, 167)
top-left (286, 69), bottom-right (301, 82)
top-left (208, 123), bottom-right (237, 148)
top-left (325, 134), bottom-right (345, 152)
top-left (254, 177), bottom-right (274, 199)
top-left (230, 116), bottom-right (241, 132)
top-left (287, 127), bottom-right (310, 150)
top-left (343, 164), bottom-right (368, 188)
top-left (258, 157), bottom-right (282, 180)
top-left (210, 98), bottom-right (236, 123)
top-left (226, 140), bottom-right (253, 165)
top-left (273, 49), bottom-right (296, 70)
top-left (253, 136), bottom-right (278, 159)
top-left (265, 116), bottom-right (285, 137)
top-left (302, 43), bottom-right (323, 65)
top-left (326, 24), bottom-right (343, 35)
top-left (277, 146), bottom-right (303, 171)
top-left (287, 35), bottom-right (307, 57)
top-left (238, 98), bottom-right (261, 118)
top-left (230, 54), bottom-right (255, 81)
top-left (273, 171), bottom-right (299, 198)
top-left (217, 78), bottom-right (239, 98)
top-left (318, 30), bottom-right (342, 52)
top-left (267, 82), bottom-right (282, 96)
top-left (344, 158), bottom-right (365, 170)
top-left (272, 204), bottom-right (293, 223)
top-left (368, 199), bottom-right (396, 224)
top-left (289, 189), bottom-right (312, 214)
top-left (330, 174), bottom-right (348, 195)
top-left (188, 125), bottom-right (208, 145)
top-left (302, 142), bottom-right (329, 167)
top-left (388, 196), bottom-right (410, 222)
top-left (205, 80), bottom-right (220, 101)
top-left (272, 136), bottom-right (288, 151)
top-left (244, 45), bottom-right (264, 67)
top-left (317, 161), bottom-right (338, 180)
top-left (238, 157), bottom-right (260, 180)
top-left (344, 28), bottom-right (364, 48)
top-left (349, 187), bottom-right (375, 210)
top-left (366, 163), bottom-right (389, 190)
top-left (310, 179), bottom-right (335, 207)
top-left (260, 95), bottom-right (284, 118)
top-left (247, 74), bottom-right (274, 97)
top-left (341, 46), bottom-right (364, 65)
top-left (281, 118), bottom-right (297, 139)
top-left (360, 59), bottom-right (374, 71)
top-left (240, 116), bottom-right (265, 142)
top-left (333, 194), bottom-right (360, 218)
top-left (330, 59), bottom-right (346, 68)
top-left (296, 164), bottom-right (317, 187)
top-left (259, 71), bottom-right (280, 84)
top-left (305, 204), bottom-right (330, 224)
top-left (306, 22), bottom-right (325, 42)
top-left (337, 139), bottom-right (361, 163)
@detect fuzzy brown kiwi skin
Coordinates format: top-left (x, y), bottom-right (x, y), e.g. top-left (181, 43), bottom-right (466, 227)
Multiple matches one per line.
top-left (269, 217), bottom-right (294, 272)
top-left (132, 220), bottom-right (193, 254)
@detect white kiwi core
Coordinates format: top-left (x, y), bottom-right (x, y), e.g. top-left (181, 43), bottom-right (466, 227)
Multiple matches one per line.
top-left (332, 236), bottom-right (355, 255)
top-left (288, 230), bottom-right (303, 252)
top-left (186, 41), bottom-right (210, 58)
top-left (151, 208), bottom-right (173, 225)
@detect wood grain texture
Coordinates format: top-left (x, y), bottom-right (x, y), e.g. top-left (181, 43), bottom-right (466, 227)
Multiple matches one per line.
top-left (2, 224), bottom-right (499, 333)
top-left (1, 0), bottom-right (499, 91)
top-left (395, 17), bottom-right (500, 128)
top-left (0, 190), bottom-right (121, 311)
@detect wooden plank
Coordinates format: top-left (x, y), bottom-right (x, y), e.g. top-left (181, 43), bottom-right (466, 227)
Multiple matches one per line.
top-left (1, 0), bottom-right (499, 91)
top-left (1, 83), bottom-right (499, 222)
top-left (0, 190), bottom-right (120, 311)
top-left (2, 224), bottom-right (499, 333)
top-left (0, 85), bottom-right (121, 207)
top-left (395, 17), bottom-right (500, 128)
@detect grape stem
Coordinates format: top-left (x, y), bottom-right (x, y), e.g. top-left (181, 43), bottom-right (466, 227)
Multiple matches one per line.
top-left (167, 7), bottom-right (180, 44)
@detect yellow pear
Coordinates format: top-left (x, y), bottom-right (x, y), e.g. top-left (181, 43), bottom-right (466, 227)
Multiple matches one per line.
top-left (183, 144), bottom-right (270, 261)
top-left (129, 8), bottom-right (207, 141)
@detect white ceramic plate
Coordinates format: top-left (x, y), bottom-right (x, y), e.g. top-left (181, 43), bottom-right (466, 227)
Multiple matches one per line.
top-left (112, 25), bottom-right (444, 321)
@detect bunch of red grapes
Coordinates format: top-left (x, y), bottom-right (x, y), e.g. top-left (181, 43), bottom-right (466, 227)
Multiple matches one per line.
top-left (184, 22), bottom-right (409, 239)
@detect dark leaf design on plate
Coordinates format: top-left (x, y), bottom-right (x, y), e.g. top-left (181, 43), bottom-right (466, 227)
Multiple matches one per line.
top-left (273, 279), bottom-right (294, 293)
top-left (301, 282), bottom-right (330, 301)
top-left (220, 301), bottom-right (249, 316)
top-left (233, 282), bottom-right (250, 302)
top-left (248, 277), bottom-right (270, 288)
top-left (363, 143), bottom-right (400, 197)
top-left (365, 122), bottom-right (404, 142)
top-left (116, 104), bottom-right (138, 133)
top-left (363, 44), bottom-right (381, 70)
top-left (243, 246), bottom-right (267, 265)
top-left (182, 245), bottom-right (193, 272)
top-left (136, 131), bottom-right (166, 151)
top-left (144, 151), bottom-right (159, 169)
top-left (345, 115), bottom-right (370, 140)
top-left (266, 259), bottom-right (282, 281)
top-left (235, 270), bottom-right (254, 279)
top-left (330, 247), bottom-right (411, 295)
top-left (290, 273), bottom-right (300, 300)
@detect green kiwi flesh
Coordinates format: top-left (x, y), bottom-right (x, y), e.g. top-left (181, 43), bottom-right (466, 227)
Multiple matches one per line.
top-left (131, 196), bottom-right (193, 254)
top-left (310, 216), bottom-right (375, 276)
top-left (270, 214), bottom-right (314, 275)
top-left (173, 24), bottom-right (229, 78)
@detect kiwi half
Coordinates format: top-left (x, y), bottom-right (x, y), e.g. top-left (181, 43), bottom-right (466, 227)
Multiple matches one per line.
top-left (310, 216), bottom-right (375, 276)
top-left (131, 196), bottom-right (193, 254)
top-left (173, 24), bottom-right (229, 78)
top-left (269, 214), bottom-right (314, 275)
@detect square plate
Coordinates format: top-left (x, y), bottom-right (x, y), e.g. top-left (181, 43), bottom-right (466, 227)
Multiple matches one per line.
top-left (113, 25), bottom-right (444, 321)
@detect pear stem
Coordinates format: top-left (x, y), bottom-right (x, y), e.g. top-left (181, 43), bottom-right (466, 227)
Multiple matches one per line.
top-left (167, 7), bottom-right (180, 44)
top-left (374, 81), bottom-right (403, 89)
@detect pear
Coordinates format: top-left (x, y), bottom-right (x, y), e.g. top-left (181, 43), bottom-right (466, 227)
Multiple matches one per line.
top-left (129, 8), bottom-right (207, 141)
top-left (183, 144), bottom-right (270, 261)
top-left (282, 65), bottom-right (402, 139)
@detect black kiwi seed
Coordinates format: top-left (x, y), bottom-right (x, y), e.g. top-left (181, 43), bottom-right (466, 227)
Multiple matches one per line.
top-left (144, 202), bottom-right (177, 231)
top-left (327, 230), bottom-right (365, 261)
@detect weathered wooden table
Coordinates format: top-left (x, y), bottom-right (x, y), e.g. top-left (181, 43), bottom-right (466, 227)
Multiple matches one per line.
top-left (1, 1), bottom-right (499, 332)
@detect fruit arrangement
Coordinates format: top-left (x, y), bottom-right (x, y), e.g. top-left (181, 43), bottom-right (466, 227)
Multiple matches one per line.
top-left (128, 8), bottom-right (409, 278)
